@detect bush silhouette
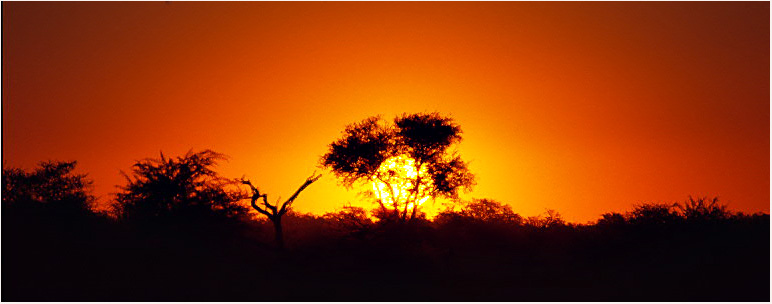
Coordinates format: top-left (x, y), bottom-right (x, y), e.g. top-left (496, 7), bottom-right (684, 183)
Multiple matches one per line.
top-left (2, 161), bottom-right (96, 215)
top-left (525, 209), bottom-right (566, 228)
top-left (436, 198), bottom-right (522, 225)
top-left (597, 212), bottom-right (627, 227)
top-left (677, 196), bottom-right (730, 222)
top-left (322, 205), bottom-right (374, 236)
top-left (112, 150), bottom-right (249, 224)
top-left (627, 202), bottom-right (681, 226)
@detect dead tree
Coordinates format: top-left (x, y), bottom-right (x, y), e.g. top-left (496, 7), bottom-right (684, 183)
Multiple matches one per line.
top-left (241, 172), bottom-right (321, 249)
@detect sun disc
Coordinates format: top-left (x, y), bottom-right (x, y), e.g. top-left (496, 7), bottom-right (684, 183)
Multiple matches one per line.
top-left (371, 155), bottom-right (432, 211)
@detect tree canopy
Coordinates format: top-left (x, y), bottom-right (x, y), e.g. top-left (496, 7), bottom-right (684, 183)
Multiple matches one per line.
top-left (440, 198), bottom-right (523, 225)
top-left (2, 161), bottom-right (95, 215)
top-left (113, 150), bottom-right (248, 222)
top-left (321, 112), bottom-right (475, 221)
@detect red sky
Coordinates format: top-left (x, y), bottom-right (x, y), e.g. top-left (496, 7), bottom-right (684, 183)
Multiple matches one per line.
top-left (3, 2), bottom-right (769, 222)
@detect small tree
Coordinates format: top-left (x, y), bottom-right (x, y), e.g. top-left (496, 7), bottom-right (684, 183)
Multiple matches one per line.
top-left (321, 112), bottom-right (475, 222)
top-left (460, 198), bottom-right (522, 224)
top-left (113, 150), bottom-right (248, 223)
top-left (240, 172), bottom-right (321, 249)
top-left (597, 212), bottom-right (627, 227)
top-left (2, 161), bottom-right (95, 215)
top-left (525, 209), bottom-right (565, 228)
top-left (676, 196), bottom-right (729, 222)
top-left (627, 202), bottom-right (681, 226)
top-left (437, 198), bottom-right (522, 225)
top-left (322, 205), bottom-right (374, 236)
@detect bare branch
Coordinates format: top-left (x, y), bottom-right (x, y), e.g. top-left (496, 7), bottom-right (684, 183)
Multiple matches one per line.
top-left (368, 176), bottom-right (389, 214)
top-left (262, 194), bottom-right (277, 213)
top-left (408, 162), bottom-right (424, 220)
top-left (241, 172), bottom-right (321, 249)
top-left (240, 178), bottom-right (259, 194)
top-left (375, 174), bottom-right (400, 214)
top-left (250, 198), bottom-right (274, 219)
top-left (279, 172), bottom-right (322, 216)
top-left (241, 178), bottom-right (276, 217)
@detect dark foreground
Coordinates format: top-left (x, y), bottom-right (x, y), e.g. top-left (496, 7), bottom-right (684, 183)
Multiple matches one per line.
top-left (3, 208), bottom-right (769, 302)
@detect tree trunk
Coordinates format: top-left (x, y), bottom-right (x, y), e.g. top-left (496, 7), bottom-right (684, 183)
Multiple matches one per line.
top-left (272, 217), bottom-right (284, 250)
top-left (402, 200), bottom-right (410, 222)
top-left (410, 200), bottom-right (418, 221)
top-left (408, 168), bottom-right (422, 222)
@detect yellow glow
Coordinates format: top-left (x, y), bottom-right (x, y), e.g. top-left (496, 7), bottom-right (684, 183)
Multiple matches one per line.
top-left (371, 155), bottom-right (432, 216)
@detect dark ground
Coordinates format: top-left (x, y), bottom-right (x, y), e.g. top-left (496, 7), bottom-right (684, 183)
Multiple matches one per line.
top-left (3, 208), bottom-right (769, 301)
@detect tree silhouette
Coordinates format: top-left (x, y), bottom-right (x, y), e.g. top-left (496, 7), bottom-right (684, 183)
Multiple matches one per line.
top-left (597, 212), bottom-right (627, 227)
top-left (240, 172), bottom-right (321, 249)
top-left (460, 198), bottom-right (522, 224)
top-left (525, 209), bottom-right (565, 228)
top-left (113, 150), bottom-right (248, 223)
top-left (2, 161), bottom-right (95, 215)
top-left (677, 196), bottom-right (729, 222)
top-left (627, 202), bottom-right (681, 226)
top-left (323, 205), bottom-right (374, 236)
top-left (321, 112), bottom-right (475, 222)
top-left (436, 198), bottom-right (522, 225)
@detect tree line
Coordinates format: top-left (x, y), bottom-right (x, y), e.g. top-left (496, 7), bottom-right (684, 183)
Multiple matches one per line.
top-left (3, 153), bottom-right (768, 301)
top-left (5, 151), bottom-right (763, 242)
top-left (2, 112), bottom-right (768, 301)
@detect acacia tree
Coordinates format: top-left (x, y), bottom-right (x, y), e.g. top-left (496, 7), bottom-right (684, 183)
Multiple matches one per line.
top-left (2, 161), bottom-right (95, 215)
top-left (677, 196), bottom-right (729, 222)
top-left (452, 198), bottom-right (522, 225)
top-left (113, 150), bottom-right (248, 223)
top-left (321, 112), bottom-right (475, 222)
top-left (240, 173), bottom-right (321, 249)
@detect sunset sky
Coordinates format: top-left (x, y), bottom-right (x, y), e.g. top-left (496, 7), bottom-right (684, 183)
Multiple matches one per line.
top-left (3, 2), bottom-right (769, 222)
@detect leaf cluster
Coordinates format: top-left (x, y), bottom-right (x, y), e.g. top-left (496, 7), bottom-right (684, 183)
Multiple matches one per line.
top-left (321, 112), bottom-right (475, 200)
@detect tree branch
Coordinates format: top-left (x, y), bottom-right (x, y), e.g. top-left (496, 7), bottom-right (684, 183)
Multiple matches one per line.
top-left (241, 178), bottom-right (276, 218)
top-left (279, 172), bottom-right (322, 216)
top-left (375, 174), bottom-right (400, 214)
top-left (251, 197), bottom-right (274, 219)
top-left (409, 160), bottom-right (424, 220)
top-left (263, 194), bottom-right (277, 213)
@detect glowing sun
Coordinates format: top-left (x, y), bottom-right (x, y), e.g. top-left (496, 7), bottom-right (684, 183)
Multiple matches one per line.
top-left (371, 155), bottom-right (432, 212)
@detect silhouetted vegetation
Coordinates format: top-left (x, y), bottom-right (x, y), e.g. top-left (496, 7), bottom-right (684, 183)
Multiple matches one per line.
top-left (3, 150), bottom-right (769, 301)
top-left (3, 160), bottom-right (96, 215)
top-left (436, 198), bottom-right (523, 225)
top-left (112, 150), bottom-right (249, 224)
top-left (240, 172), bottom-right (322, 249)
top-left (321, 113), bottom-right (475, 222)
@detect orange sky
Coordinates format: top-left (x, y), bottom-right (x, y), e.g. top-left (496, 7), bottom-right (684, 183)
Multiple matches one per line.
top-left (3, 2), bottom-right (769, 222)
